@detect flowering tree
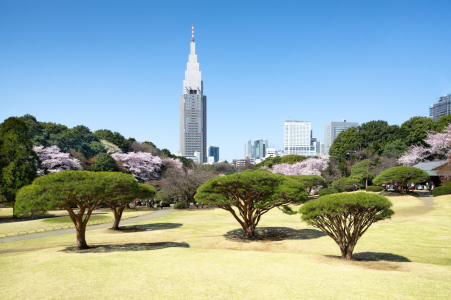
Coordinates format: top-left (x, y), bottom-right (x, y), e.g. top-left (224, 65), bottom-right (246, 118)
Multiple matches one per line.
top-left (161, 157), bottom-right (183, 173)
top-left (272, 155), bottom-right (329, 176)
top-left (33, 145), bottom-right (82, 176)
top-left (112, 152), bottom-right (162, 182)
top-left (100, 139), bottom-right (122, 154)
top-left (399, 124), bottom-right (451, 166)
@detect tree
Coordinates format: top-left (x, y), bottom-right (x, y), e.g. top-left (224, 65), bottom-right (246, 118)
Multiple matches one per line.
top-left (299, 192), bottom-right (394, 260)
top-left (357, 121), bottom-right (400, 154)
top-left (112, 152), bottom-right (162, 182)
top-left (15, 171), bottom-right (106, 249)
top-left (256, 156), bottom-right (282, 168)
top-left (287, 175), bottom-right (325, 195)
top-left (130, 141), bottom-right (160, 156)
top-left (101, 172), bottom-right (155, 229)
top-left (94, 129), bottom-right (133, 152)
top-left (162, 165), bottom-right (215, 208)
top-left (382, 140), bottom-right (409, 158)
top-left (215, 162), bottom-right (234, 174)
top-left (91, 153), bottom-right (120, 172)
top-left (281, 155), bottom-right (308, 165)
top-left (373, 166), bottom-right (430, 193)
top-left (195, 170), bottom-right (308, 237)
top-left (100, 139), bottom-right (122, 154)
top-left (351, 159), bottom-right (375, 187)
top-left (399, 116), bottom-right (437, 146)
top-left (436, 115), bottom-right (451, 132)
top-left (272, 155), bottom-right (329, 176)
top-left (34, 145), bottom-right (83, 176)
top-left (0, 117), bottom-right (38, 216)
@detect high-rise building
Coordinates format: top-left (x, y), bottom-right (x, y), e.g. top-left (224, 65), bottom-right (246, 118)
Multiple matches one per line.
top-left (284, 120), bottom-right (316, 157)
top-left (207, 146), bottom-right (219, 163)
top-left (180, 25), bottom-right (207, 163)
top-left (253, 139), bottom-right (268, 159)
top-left (324, 120), bottom-right (358, 155)
top-left (430, 93), bottom-right (451, 121)
top-left (245, 140), bottom-right (253, 159)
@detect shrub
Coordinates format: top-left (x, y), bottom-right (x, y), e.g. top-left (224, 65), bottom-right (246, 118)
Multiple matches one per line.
top-left (432, 186), bottom-right (451, 197)
top-left (174, 201), bottom-right (187, 209)
top-left (159, 201), bottom-right (171, 207)
top-left (344, 185), bottom-right (354, 192)
top-left (318, 188), bottom-right (335, 196)
top-left (366, 186), bottom-right (384, 192)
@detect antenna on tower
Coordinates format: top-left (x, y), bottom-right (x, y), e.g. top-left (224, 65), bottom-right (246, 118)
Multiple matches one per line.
top-left (289, 115), bottom-right (291, 120)
top-left (192, 25), bottom-right (194, 42)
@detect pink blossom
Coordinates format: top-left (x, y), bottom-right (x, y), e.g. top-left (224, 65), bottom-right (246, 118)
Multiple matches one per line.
top-left (272, 155), bottom-right (329, 176)
top-left (33, 145), bottom-right (82, 176)
top-left (112, 152), bottom-right (162, 182)
top-left (161, 157), bottom-right (183, 173)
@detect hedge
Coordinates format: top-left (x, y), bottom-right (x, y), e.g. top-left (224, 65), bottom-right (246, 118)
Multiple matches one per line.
top-left (366, 186), bottom-right (384, 192)
top-left (318, 188), bottom-right (335, 196)
top-left (174, 201), bottom-right (187, 209)
top-left (432, 186), bottom-right (451, 197)
top-left (344, 185), bottom-right (355, 192)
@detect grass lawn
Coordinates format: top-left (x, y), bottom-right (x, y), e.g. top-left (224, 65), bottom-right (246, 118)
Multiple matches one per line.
top-left (0, 194), bottom-right (450, 299)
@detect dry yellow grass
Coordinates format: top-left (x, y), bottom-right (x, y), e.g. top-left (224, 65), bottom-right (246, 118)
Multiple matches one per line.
top-left (0, 195), bottom-right (450, 299)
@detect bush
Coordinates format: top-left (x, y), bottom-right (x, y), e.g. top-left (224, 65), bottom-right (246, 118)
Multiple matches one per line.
top-left (318, 188), bottom-right (335, 196)
top-left (366, 186), bottom-right (384, 192)
top-left (432, 186), bottom-right (451, 196)
top-left (158, 201), bottom-right (171, 207)
top-left (344, 185), bottom-right (354, 192)
top-left (174, 201), bottom-right (187, 209)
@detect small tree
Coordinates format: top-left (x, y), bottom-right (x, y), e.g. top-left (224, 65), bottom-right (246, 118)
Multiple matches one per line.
top-left (373, 166), bottom-right (429, 193)
top-left (100, 172), bottom-right (155, 229)
top-left (15, 171), bottom-right (107, 249)
top-left (195, 170), bottom-right (308, 238)
top-left (91, 153), bottom-right (120, 172)
top-left (287, 175), bottom-right (325, 195)
top-left (299, 192), bottom-right (394, 260)
top-left (351, 159), bottom-right (375, 187)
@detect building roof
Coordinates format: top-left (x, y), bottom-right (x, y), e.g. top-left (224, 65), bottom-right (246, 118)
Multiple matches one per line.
top-left (413, 160), bottom-right (448, 176)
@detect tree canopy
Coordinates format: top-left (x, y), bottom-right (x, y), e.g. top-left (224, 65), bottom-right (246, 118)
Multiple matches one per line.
top-left (195, 170), bottom-right (308, 237)
top-left (91, 153), bottom-right (120, 172)
top-left (373, 166), bottom-right (430, 193)
top-left (299, 192), bottom-right (394, 259)
top-left (287, 175), bottom-right (325, 195)
top-left (399, 116), bottom-right (437, 146)
top-left (0, 117), bottom-right (38, 215)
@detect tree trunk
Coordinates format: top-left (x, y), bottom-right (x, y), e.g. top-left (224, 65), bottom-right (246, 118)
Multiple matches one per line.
top-left (12, 205), bottom-right (17, 219)
top-left (243, 223), bottom-right (256, 238)
top-left (76, 225), bottom-right (89, 249)
top-left (340, 245), bottom-right (354, 260)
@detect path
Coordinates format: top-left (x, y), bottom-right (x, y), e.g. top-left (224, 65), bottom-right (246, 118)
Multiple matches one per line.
top-left (0, 207), bottom-right (175, 244)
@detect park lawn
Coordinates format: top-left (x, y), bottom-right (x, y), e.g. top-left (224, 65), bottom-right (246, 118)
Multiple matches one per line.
top-left (0, 195), bottom-right (450, 299)
top-left (0, 210), bottom-right (153, 237)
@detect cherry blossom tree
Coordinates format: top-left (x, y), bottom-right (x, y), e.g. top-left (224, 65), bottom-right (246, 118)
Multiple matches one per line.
top-left (399, 124), bottom-right (451, 166)
top-left (161, 157), bottom-right (183, 173)
top-left (111, 152), bottom-right (162, 182)
top-left (33, 145), bottom-right (82, 176)
top-left (272, 155), bottom-right (329, 176)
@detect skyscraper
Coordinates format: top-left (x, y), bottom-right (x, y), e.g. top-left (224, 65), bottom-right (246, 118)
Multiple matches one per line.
top-left (430, 93), bottom-right (451, 121)
top-left (284, 120), bottom-right (316, 157)
top-left (180, 25), bottom-right (207, 163)
top-left (253, 139), bottom-right (269, 159)
top-left (324, 120), bottom-right (358, 155)
top-left (245, 139), bottom-right (253, 159)
top-left (207, 146), bottom-right (219, 163)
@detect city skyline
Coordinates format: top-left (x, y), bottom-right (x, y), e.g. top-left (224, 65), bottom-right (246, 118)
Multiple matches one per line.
top-left (1, 1), bottom-right (451, 161)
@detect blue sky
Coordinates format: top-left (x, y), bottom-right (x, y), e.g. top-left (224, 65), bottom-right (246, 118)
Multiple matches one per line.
top-left (1, 0), bottom-right (451, 161)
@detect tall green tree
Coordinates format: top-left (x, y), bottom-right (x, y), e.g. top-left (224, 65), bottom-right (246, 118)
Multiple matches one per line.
top-left (399, 116), bottom-right (437, 146)
top-left (436, 115), bottom-right (451, 132)
top-left (351, 159), bottom-right (375, 187)
top-left (195, 170), bottom-right (308, 237)
top-left (91, 153), bottom-right (120, 172)
top-left (382, 140), bottom-right (409, 158)
top-left (94, 129), bottom-right (133, 152)
top-left (357, 121), bottom-right (400, 154)
top-left (299, 193), bottom-right (394, 260)
top-left (0, 117), bottom-right (38, 217)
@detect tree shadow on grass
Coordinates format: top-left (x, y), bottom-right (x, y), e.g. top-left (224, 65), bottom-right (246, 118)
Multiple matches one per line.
top-left (326, 252), bottom-right (411, 262)
top-left (59, 242), bottom-right (189, 253)
top-left (107, 223), bottom-right (183, 233)
top-left (224, 227), bottom-right (326, 243)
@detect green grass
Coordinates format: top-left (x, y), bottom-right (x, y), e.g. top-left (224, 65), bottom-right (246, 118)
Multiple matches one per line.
top-left (0, 194), bottom-right (450, 299)
top-left (42, 215), bottom-right (111, 223)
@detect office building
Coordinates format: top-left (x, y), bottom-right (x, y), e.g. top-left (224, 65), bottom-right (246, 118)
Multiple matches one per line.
top-left (207, 146), bottom-right (219, 163)
top-left (324, 120), bottom-right (358, 155)
top-left (253, 139), bottom-right (269, 159)
top-left (245, 140), bottom-right (253, 159)
top-left (179, 26), bottom-right (207, 163)
top-left (430, 93), bottom-right (451, 121)
top-left (284, 120), bottom-right (316, 157)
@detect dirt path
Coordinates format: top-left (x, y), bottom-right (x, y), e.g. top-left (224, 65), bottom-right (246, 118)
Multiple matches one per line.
top-left (0, 207), bottom-right (175, 244)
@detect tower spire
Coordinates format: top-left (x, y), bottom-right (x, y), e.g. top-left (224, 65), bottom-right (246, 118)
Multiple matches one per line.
top-left (191, 25), bottom-right (194, 42)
